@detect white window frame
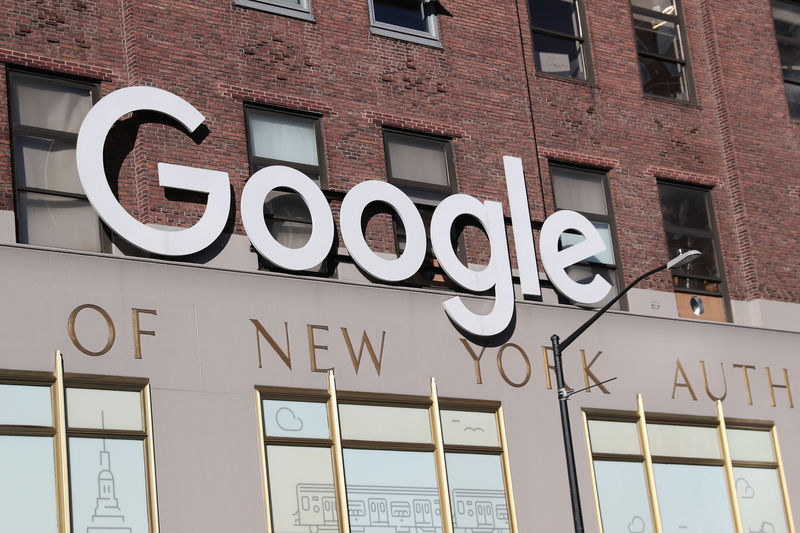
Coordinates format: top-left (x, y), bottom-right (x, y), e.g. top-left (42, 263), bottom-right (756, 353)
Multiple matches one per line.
top-left (233, 0), bottom-right (315, 22)
top-left (368, 0), bottom-right (442, 47)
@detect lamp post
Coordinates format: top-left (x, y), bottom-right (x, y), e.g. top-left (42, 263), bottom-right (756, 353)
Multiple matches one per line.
top-left (552, 249), bottom-right (702, 533)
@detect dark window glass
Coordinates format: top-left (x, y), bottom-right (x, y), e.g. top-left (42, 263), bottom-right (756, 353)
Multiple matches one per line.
top-left (8, 72), bottom-right (106, 252)
top-left (529, 0), bottom-right (591, 81)
top-left (658, 183), bottom-right (725, 297)
top-left (772, 0), bottom-right (800, 119)
top-left (630, 0), bottom-right (693, 101)
top-left (373, 0), bottom-right (427, 32)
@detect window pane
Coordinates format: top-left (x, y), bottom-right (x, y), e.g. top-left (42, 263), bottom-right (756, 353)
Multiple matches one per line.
top-left (446, 453), bottom-right (510, 533)
top-left (653, 464), bottom-right (734, 533)
top-left (10, 75), bottom-right (92, 133)
top-left (66, 388), bottom-right (143, 431)
top-left (14, 135), bottom-right (82, 194)
top-left (266, 446), bottom-right (338, 533)
top-left (772, 0), bottom-right (800, 41)
top-left (267, 219), bottom-right (313, 250)
top-left (634, 14), bottom-right (681, 59)
top-left (0, 436), bottom-right (58, 533)
top-left (639, 57), bottom-right (687, 99)
top-left (658, 185), bottom-right (711, 230)
top-left (734, 467), bottom-right (789, 533)
top-left (727, 429), bottom-right (775, 462)
top-left (248, 111), bottom-right (319, 166)
top-left (68, 437), bottom-right (150, 533)
top-left (18, 192), bottom-right (103, 251)
top-left (440, 410), bottom-right (499, 447)
top-left (786, 82), bottom-right (800, 119)
top-left (0, 384), bottom-right (52, 426)
top-left (551, 167), bottom-right (607, 215)
top-left (778, 42), bottom-right (800, 83)
top-left (530, 0), bottom-right (581, 36)
top-left (560, 222), bottom-right (615, 265)
top-left (533, 33), bottom-right (586, 79)
top-left (631, 0), bottom-right (676, 14)
top-left (593, 461), bottom-right (654, 533)
top-left (385, 132), bottom-right (450, 188)
top-left (343, 449), bottom-right (442, 531)
top-left (587, 420), bottom-right (641, 455)
top-left (663, 233), bottom-right (719, 278)
top-left (339, 404), bottom-right (432, 443)
top-left (646, 424), bottom-right (720, 458)
top-left (373, 0), bottom-right (428, 32)
top-left (263, 400), bottom-right (330, 439)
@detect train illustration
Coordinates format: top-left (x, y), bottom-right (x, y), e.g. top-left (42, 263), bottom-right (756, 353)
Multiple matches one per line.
top-left (291, 483), bottom-right (509, 533)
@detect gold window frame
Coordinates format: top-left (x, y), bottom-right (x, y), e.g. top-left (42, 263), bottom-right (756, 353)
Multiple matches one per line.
top-left (584, 396), bottom-right (795, 533)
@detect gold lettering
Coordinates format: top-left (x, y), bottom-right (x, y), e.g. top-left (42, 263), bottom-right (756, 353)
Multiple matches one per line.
top-left (700, 361), bottom-right (727, 401)
top-left (766, 367), bottom-right (794, 408)
top-left (250, 320), bottom-right (291, 370)
top-left (672, 359), bottom-right (697, 400)
top-left (307, 324), bottom-right (332, 373)
top-left (581, 350), bottom-right (610, 394)
top-left (131, 308), bottom-right (157, 360)
top-left (460, 339), bottom-right (486, 384)
top-left (68, 304), bottom-right (115, 357)
top-left (341, 328), bottom-right (385, 376)
top-left (541, 346), bottom-right (571, 390)
top-left (733, 364), bottom-right (756, 405)
top-left (497, 343), bottom-right (531, 388)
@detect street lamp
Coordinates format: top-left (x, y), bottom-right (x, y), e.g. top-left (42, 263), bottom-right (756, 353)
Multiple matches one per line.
top-left (551, 249), bottom-right (702, 533)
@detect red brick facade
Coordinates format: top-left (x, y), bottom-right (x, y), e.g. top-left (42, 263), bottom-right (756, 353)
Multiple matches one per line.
top-left (0, 0), bottom-right (797, 304)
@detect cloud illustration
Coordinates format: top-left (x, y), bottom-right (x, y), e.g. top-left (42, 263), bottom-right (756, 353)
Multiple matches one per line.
top-left (627, 516), bottom-right (645, 533)
top-left (275, 407), bottom-right (304, 432)
top-left (736, 477), bottom-right (755, 499)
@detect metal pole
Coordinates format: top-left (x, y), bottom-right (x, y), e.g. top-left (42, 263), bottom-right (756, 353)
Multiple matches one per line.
top-left (552, 333), bottom-right (584, 533)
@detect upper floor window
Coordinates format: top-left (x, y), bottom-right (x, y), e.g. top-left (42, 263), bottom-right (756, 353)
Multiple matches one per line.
top-left (369, 0), bottom-right (442, 47)
top-left (771, 0), bottom-right (800, 119)
top-left (529, 0), bottom-right (592, 81)
top-left (657, 182), bottom-right (727, 321)
top-left (233, 0), bottom-right (315, 22)
top-left (630, 0), bottom-right (694, 101)
top-left (245, 105), bottom-right (329, 272)
top-left (8, 71), bottom-right (108, 252)
top-left (0, 363), bottom-right (158, 533)
top-left (383, 129), bottom-right (459, 286)
top-left (550, 164), bottom-right (623, 309)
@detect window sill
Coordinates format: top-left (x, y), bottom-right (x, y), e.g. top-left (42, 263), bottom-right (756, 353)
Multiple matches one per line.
top-left (642, 93), bottom-right (699, 109)
top-left (534, 71), bottom-right (596, 88)
top-left (370, 26), bottom-right (442, 49)
top-left (233, 0), bottom-right (316, 22)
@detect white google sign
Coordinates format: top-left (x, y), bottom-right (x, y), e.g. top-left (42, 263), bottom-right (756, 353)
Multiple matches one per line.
top-left (76, 87), bottom-right (611, 337)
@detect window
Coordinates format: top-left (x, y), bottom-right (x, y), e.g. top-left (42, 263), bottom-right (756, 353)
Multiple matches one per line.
top-left (585, 403), bottom-right (793, 533)
top-left (657, 182), bottom-right (727, 321)
top-left (256, 380), bottom-right (517, 533)
top-left (8, 71), bottom-right (107, 252)
top-left (771, 0), bottom-right (800, 120)
top-left (630, 0), bottom-right (693, 101)
top-left (369, 0), bottom-right (441, 47)
top-left (383, 129), bottom-right (458, 286)
top-left (233, 0), bottom-right (314, 21)
top-left (550, 164), bottom-right (623, 309)
top-left (245, 106), bottom-right (328, 272)
top-left (0, 359), bottom-right (158, 533)
top-left (529, 0), bottom-right (592, 81)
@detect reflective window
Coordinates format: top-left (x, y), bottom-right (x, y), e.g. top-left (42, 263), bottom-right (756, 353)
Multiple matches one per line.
top-left (653, 463), bottom-right (735, 533)
top-left (550, 164), bottom-right (624, 309)
top-left (593, 461), bottom-right (654, 533)
top-left (529, 0), bottom-right (591, 80)
top-left (8, 71), bottom-right (106, 251)
top-left (233, 0), bottom-right (314, 22)
top-left (245, 106), bottom-right (328, 272)
top-left (0, 383), bottom-right (52, 426)
top-left (630, 0), bottom-right (694, 100)
top-left (339, 404), bottom-right (432, 443)
top-left (771, 0), bottom-right (800, 119)
top-left (657, 182), bottom-right (727, 320)
top-left (369, 0), bottom-right (441, 46)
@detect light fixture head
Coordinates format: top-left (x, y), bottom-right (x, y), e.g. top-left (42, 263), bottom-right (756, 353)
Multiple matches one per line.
top-left (666, 249), bottom-right (701, 270)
